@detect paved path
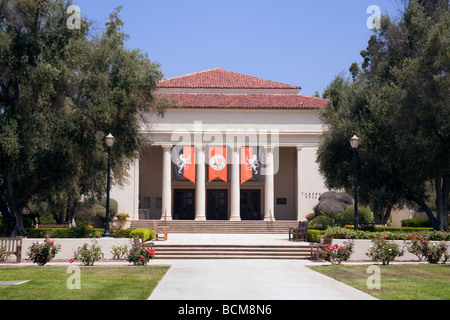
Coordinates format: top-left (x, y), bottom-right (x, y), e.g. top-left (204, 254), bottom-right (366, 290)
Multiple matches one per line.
top-left (147, 234), bottom-right (377, 300)
top-left (148, 259), bottom-right (377, 300)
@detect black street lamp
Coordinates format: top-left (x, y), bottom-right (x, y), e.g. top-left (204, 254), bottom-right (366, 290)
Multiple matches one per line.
top-left (102, 134), bottom-right (115, 238)
top-left (350, 135), bottom-right (360, 231)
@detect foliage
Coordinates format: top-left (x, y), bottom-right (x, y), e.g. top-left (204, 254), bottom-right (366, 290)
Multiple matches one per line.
top-left (28, 235), bottom-right (61, 266)
top-left (324, 241), bottom-right (354, 266)
top-left (72, 240), bottom-right (103, 266)
top-left (0, 0), bottom-right (167, 237)
top-left (130, 228), bottom-right (154, 242)
top-left (406, 236), bottom-right (448, 264)
top-left (317, 0), bottom-right (450, 231)
top-left (309, 215), bottom-right (335, 230)
top-left (365, 236), bottom-right (404, 265)
top-left (401, 218), bottom-right (433, 228)
top-left (0, 244), bottom-right (9, 262)
top-left (110, 243), bottom-right (129, 260)
top-left (342, 205), bottom-right (374, 227)
top-left (127, 246), bottom-right (155, 266)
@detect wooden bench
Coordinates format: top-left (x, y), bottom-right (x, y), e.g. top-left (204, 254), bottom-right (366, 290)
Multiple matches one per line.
top-left (0, 237), bottom-right (23, 263)
top-left (132, 236), bottom-right (154, 249)
top-left (289, 221), bottom-right (309, 242)
top-left (153, 221), bottom-right (168, 241)
top-left (310, 237), bottom-right (333, 261)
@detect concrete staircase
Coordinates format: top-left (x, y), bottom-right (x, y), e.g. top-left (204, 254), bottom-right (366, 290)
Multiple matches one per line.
top-left (130, 220), bottom-right (298, 234)
top-left (152, 244), bottom-right (312, 260)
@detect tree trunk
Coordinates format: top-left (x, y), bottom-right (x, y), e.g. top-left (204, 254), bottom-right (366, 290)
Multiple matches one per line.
top-left (3, 176), bottom-right (27, 237)
top-left (435, 172), bottom-right (449, 232)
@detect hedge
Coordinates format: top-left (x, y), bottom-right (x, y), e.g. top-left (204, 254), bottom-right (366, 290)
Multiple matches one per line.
top-left (323, 227), bottom-right (450, 241)
top-left (130, 229), bottom-right (155, 242)
top-left (26, 228), bottom-right (134, 239)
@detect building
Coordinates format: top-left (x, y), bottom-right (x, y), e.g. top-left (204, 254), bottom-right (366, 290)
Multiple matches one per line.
top-left (111, 68), bottom-right (329, 223)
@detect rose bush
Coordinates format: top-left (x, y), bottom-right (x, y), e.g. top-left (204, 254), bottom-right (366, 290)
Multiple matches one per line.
top-left (365, 235), bottom-right (404, 265)
top-left (28, 235), bottom-right (61, 266)
top-left (127, 246), bottom-right (155, 266)
top-left (324, 241), bottom-right (354, 265)
top-left (72, 240), bottom-right (103, 266)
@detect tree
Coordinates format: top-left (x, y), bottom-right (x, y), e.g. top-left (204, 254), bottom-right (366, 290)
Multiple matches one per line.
top-left (0, 0), bottom-right (166, 236)
top-left (318, 0), bottom-right (449, 231)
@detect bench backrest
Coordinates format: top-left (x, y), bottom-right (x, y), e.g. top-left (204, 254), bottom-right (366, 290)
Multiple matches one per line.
top-left (0, 237), bottom-right (23, 253)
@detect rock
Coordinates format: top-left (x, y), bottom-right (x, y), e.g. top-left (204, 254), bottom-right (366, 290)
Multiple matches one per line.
top-left (313, 191), bottom-right (353, 216)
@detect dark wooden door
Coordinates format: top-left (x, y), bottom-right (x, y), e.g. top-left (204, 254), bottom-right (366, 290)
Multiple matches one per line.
top-left (207, 190), bottom-right (228, 220)
top-left (174, 189), bottom-right (195, 220)
top-left (240, 190), bottom-right (261, 220)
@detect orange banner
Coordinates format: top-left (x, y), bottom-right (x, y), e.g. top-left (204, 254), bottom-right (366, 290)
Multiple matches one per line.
top-left (241, 147), bottom-right (254, 184)
top-left (208, 147), bottom-right (228, 182)
top-left (183, 146), bottom-right (196, 183)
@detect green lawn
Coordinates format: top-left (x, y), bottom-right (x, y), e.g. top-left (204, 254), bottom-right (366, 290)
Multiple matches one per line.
top-left (311, 264), bottom-right (450, 300)
top-left (0, 266), bottom-right (169, 300)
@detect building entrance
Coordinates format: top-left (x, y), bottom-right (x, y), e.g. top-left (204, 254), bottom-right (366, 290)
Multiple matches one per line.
top-left (173, 189), bottom-right (195, 220)
top-left (240, 190), bottom-right (262, 220)
top-left (207, 190), bottom-right (228, 220)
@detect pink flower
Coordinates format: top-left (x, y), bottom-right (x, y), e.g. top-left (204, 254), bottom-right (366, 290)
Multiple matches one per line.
top-left (69, 259), bottom-right (73, 264)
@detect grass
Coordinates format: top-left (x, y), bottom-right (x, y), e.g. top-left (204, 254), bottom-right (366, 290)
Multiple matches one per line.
top-left (0, 266), bottom-right (169, 300)
top-left (311, 264), bottom-right (450, 300)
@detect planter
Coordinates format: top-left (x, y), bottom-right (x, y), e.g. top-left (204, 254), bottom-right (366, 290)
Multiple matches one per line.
top-left (332, 239), bottom-right (450, 262)
top-left (21, 238), bottom-right (133, 261)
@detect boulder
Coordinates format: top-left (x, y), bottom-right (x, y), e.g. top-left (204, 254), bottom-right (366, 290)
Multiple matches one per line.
top-left (313, 191), bottom-right (353, 216)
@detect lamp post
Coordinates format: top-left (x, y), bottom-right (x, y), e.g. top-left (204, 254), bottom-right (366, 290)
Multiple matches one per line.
top-left (350, 135), bottom-right (360, 231)
top-left (102, 134), bottom-right (115, 238)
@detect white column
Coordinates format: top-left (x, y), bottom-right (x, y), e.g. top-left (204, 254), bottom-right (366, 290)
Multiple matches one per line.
top-left (195, 145), bottom-right (206, 221)
top-left (230, 146), bottom-right (241, 221)
top-left (264, 147), bottom-right (275, 221)
top-left (296, 146), bottom-right (303, 221)
top-left (161, 145), bottom-right (172, 221)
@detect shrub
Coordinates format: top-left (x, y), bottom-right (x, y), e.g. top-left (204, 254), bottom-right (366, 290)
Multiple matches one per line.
top-left (130, 229), bottom-right (154, 242)
top-left (73, 240), bottom-right (103, 266)
top-left (110, 243), bottom-right (129, 260)
top-left (405, 236), bottom-right (448, 264)
top-left (324, 241), bottom-right (354, 265)
top-left (0, 244), bottom-right (9, 262)
top-left (401, 218), bottom-right (432, 228)
top-left (28, 235), bottom-right (61, 266)
top-left (365, 236), bottom-right (404, 265)
top-left (309, 215), bottom-right (335, 230)
top-left (342, 205), bottom-right (374, 227)
top-left (127, 246), bottom-right (155, 266)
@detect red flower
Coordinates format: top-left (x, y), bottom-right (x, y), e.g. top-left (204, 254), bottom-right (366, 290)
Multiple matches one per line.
top-left (150, 249), bottom-right (155, 256)
top-left (409, 235), bottom-right (413, 240)
top-left (50, 241), bottom-right (54, 245)
top-left (340, 246), bottom-right (344, 250)
top-left (69, 259), bottom-right (73, 264)
top-left (140, 255), bottom-right (144, 259)
top-left (365, 252), bottom-right (369, 255)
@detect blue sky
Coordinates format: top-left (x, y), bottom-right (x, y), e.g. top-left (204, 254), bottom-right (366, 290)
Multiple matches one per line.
top-left (72, 0), bottom-right (403, 96)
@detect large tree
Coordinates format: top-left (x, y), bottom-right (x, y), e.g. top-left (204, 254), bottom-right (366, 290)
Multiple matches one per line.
top-left (318, 0), bottom-right (449, 231)
top-left (0, 0), bottom-right (166, 236)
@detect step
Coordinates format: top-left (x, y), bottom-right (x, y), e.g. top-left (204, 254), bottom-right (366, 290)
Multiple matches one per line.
top-left (151, 244), bottom-right (312, 260)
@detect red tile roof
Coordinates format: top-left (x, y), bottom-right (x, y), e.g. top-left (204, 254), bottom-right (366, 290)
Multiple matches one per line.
top-left (157, 68), bottom-right (301, 90)
top-left (158, 93), bottom-right (327, 110)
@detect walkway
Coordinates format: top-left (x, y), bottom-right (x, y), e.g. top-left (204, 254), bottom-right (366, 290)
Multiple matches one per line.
top-left (147, 234), bottom-right (377, 300)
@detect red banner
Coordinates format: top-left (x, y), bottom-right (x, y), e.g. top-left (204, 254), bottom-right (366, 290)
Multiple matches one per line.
top-left (208, 147), bottom-right (228, 182)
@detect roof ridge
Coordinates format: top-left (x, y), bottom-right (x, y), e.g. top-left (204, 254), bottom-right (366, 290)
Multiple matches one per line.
top-left (157, 68), bottom-right (302, 90)
top-left (159, 68), bottom-right (222, 83)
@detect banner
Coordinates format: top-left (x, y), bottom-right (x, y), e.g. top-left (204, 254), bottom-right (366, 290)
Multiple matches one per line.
top-left (241, 147), bottom-right (265, 184)
top-left (172, 146), bottom-right (196, 183)
top-left (208, 147), bottom-right (228, 182)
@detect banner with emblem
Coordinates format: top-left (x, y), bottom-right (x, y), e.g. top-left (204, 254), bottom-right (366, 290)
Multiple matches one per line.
top-left (172, 146), bottom-right (196, 183)
top-left (207, 147), bottom-right (228, 182)
top-left (241, 147), bottom-right (265, 184)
